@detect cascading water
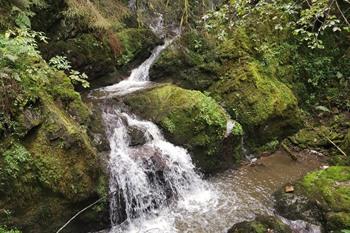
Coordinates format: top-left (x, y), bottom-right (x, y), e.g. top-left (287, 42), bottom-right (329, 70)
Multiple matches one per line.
top-left (91, 37), bottom-right (216, 233)
top-left (89, 11), bottom-right (322, 232)
top-left (103, 108), bottom-right (214, 233)
top-left (90, 36), bottom-right (322, 232)
top-left (99, 38), bottom-right (173, 98)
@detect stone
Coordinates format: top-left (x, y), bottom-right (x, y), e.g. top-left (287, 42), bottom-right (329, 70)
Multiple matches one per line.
top-left (274, 166), bottom-right (350, 232)
top-left (284, 184), bottom-right (294, 193)
top-left (124, 84), bottom-right (243, 173)
top-left (227, 215), bottom-right (293, 233)
top-left (127, 126), bottom-right (148, 146)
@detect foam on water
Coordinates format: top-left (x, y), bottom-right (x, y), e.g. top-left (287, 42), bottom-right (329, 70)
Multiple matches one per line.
top-left (96, 35), bottom-right (218, 232)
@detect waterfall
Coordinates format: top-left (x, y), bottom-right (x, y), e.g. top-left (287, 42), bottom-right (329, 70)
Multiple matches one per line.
top-left (92, 37), bottom-right (215, 233)
top-left (98, 38), bottom-right (174, 98)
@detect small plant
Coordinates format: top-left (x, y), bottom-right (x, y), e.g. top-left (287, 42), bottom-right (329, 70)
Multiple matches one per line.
top-left (49, 55), bottom-right (90, 88)
top-left (0, 226), bottom-right (21, 233)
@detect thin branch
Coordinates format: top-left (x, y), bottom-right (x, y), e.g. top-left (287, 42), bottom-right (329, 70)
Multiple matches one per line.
top-left (56, 197), bottom-right (105, 233)
top-left (335, 0), bottom-right (350, 26)
top-left (325, 136), bottom-right (348, 158)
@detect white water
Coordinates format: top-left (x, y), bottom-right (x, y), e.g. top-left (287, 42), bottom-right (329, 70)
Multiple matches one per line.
top-left (96, 37), bottom-right (218, 233)
top-left (96, 39), bottom-right (173, 98)
top-left (92, 20), bottom-right (321, 233)
top-left (103, 109), bottom-right (216, 233)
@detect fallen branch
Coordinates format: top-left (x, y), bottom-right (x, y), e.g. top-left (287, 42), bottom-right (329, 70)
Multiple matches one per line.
top-left (281, 142), bottom-right (298, 161)
top-left (56, 197), bottom-right (105, 233)
top-left (325, 136), bottom-right (348, 158)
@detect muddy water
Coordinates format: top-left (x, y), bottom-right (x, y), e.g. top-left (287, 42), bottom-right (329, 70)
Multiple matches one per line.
top-left (173, 150), bottom-right (326, 233)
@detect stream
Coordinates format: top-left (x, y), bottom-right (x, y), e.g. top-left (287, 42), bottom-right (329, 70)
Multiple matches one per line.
top-left (89, 38), bottom-right (325, 233)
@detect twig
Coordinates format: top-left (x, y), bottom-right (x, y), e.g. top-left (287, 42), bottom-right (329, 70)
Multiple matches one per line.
top-left (56, 197), bottom-right (105, 233)
top-left (335, 0), bottom-right (350, 26)
top-left (325, 136), bottom-right (348, 158)
top-left (281, 143), bottom-right (298, 161)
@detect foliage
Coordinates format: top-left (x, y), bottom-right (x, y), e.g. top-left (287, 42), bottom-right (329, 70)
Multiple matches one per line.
top-left (2, 143), bottom-right (32, 179)
top-left (63, 0), bottom-right (129, 30)
top-left (49, 56), bottom-right (89, 88)
top-left (0, 226), bottom-right (21, 233)
top-left (0, 29), bottom-right (47, 68)
top-left (202, 0), bottom-right (350, 49)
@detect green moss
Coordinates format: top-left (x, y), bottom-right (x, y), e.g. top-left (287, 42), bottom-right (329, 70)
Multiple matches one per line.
top-left (250, 223), bottom-right (266, 233)
top-left (125, 84), bottom-right (243, 173)
top-left (116, 28), bottom-right (160, 66)
top-left (150, 31), bottom-right (221, 90)
top-left (299, 166), bottom-right (350, 230)
top-left (256, 140), bottom-right (280, 154)
top-left (210, 61), bottom-right (302, 145)
top-left (327, 212), bottom-right (350, 230)
top-left (0, 29), bottom-right (108, 231)
top-left (46, 70), bottom-right (91, 124)
top-left (289, 126), bottom-right (341, 149)
top-left (41, 33), bottom-right (115, 80)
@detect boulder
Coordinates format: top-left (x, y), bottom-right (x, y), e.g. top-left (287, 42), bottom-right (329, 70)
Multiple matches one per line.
top-left (227, 215), bottom-right (292, 233)
top-left (0, 65), bottom-right (109, 233)
top-left (127, 125), bottom-right (149, 146)
top-left (124, 84), bottom-right (243, 173)
top-left (209, 61), bottom-right (303, 146)
top-left (274, 166), bottom-right (350, 232)
top-left (150, 30), bottom-right (303, 149)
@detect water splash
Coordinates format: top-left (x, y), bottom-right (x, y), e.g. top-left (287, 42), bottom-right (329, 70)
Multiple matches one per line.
top-left (103, 107), bottom-right (215, 233)
top-left (94, 38), bottom-right (175, 99)
top-left (93, 31), bottom-right (215, 232)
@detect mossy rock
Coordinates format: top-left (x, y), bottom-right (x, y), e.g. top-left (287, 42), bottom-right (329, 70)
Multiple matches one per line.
top-left (124, 84), bottom-right (243, 173)
top-left (150, 32), bottom-right (221, 90)
top-left (0, 62), bottom-right (108, 232)
top-left (0, 97), bottom-right (109, 233)
top-left (344, 129), bottom-right (350, 155)
top-left (227, 215), bottom-right (292, 233)
top-left (209, 61), bottom-right (303, 146)
top-left (289, 126), bottom-right (341, 149)
top-left (116, 28), bottom-right (162, 66)
top-left (40, 33), bottom-right (116, 81)
top-left (274, 166), bottom-right (350, 232)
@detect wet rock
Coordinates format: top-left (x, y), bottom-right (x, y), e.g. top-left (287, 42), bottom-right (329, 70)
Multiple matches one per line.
top-left (128, 126), bottom-right (148, 146)
top-left (227, 215), bottom-right (293, 233)
top-left (209, 61), bottom-right (303, 147)
top-left (274, 166), bottom-right (350, 231)
top-left (288, 126), bottom-right (340, 149)
top-left (150, 30), bottom-right (303, 149)
top-left (124, 84), bottom-right (243, 174)
top-left (0, 65), bottom-right (109, 233)
top-left (16, 105), bottom-right (44, 136)
top-left (112, 145), bottom-right (175, 222)
top-left (274, 188), bottom-right (322, 225)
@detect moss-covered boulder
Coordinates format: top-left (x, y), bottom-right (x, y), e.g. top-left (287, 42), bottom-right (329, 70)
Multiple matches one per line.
top-left (116, 28), bottom-right (162, 66)
top-left (210, 61), bottom-right (303, 146)
top-left (227, 215), bottom-right (292, 233)
top-left (41, 33), bottom-right (116, 81)
top-left (289, 126), bottom-right (341, 149)
top-left (124, 84), bottom-right (243, 173)
top-left (150, 32), bottom-right (221, 90)
top-left (274, 166), bottom-right (350, 232)
top-left (0, 43), bottom-right (108, 232)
